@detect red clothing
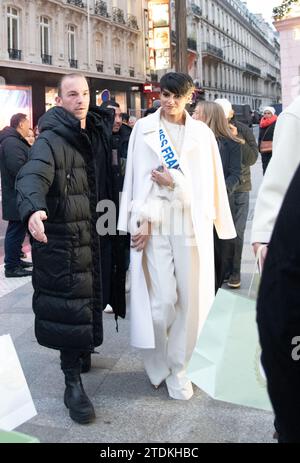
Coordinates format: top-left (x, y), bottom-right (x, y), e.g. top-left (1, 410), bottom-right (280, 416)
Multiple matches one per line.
top-left (260, 115), bottom-right (277, 129)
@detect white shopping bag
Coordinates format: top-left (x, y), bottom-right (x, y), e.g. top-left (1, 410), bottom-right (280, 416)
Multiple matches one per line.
top-left (0, 334), bottom-right (37, 430)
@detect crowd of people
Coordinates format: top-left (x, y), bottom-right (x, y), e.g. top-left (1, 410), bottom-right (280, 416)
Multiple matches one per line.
top-left (1, 71), bottom-right (299, 442)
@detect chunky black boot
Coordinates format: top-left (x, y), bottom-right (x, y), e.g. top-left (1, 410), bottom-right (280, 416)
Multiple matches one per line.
top-left (63, 368), bottom-right (95, 424)
top-left (80, 353), bottom-right (91, 374)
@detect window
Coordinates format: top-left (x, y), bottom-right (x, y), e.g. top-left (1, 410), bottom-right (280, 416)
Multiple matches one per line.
top-left (68, 25), bottom-right (76, 62)
top-left (7, 7), bottom-right (20, 56)
top-left (40, 17), bottom-right (51, 63)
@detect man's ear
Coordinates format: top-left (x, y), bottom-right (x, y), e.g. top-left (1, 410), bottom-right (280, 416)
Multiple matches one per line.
top-left (55, 96), bottom-right (62, 106)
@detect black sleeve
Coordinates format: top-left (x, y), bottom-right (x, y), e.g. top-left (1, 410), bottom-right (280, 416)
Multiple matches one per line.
top-left (15, 138), bottom-right (55, 223)
top-left (4, 139), bottom-right (28, 178)
top-left (226, 140), bottom-right (242, 196)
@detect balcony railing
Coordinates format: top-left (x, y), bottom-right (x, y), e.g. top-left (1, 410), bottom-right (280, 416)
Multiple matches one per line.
top-left (96, 61), bottom-right (103, 72)
top-left (69, 59), bottom-right (78, 68)
top-left (245, 63), bottom-right (261, 76)
top-left (202, 43), bottom-right (223, 60)
top-left (187, 37), bottom-right (197, 52)
top-left (112, 7), bottom-right (125, 25)
top-left (114, 64), bottom-right (121, 75)
top-left (127, 14), bottom-right (138, 30)
top-left (41, 54), bottom-right (52, 65)
top-left (8, 48), bottom-right (22, 60)
top-left (191, 2), bottom-right (202, 17)
top-left (67, 0), bottom-right (85, 8)
top-left (94, 1), bottom-right (109, 18)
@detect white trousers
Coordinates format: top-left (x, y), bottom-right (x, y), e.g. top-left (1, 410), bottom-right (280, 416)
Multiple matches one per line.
top-left (142, 209), bottom-right (199, 400)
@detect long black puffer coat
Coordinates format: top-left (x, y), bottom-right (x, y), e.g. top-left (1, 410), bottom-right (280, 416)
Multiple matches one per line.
top-left (16, 106), bottom-right (112, 352)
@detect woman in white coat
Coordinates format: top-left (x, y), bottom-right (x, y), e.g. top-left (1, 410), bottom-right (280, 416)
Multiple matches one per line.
top-left (118, 73), bottom-right (236, 400)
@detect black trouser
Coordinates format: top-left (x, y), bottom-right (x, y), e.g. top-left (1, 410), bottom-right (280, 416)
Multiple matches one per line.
top-left (261, 153), bottom-right (272, 175)
top-left (4, 220), bottom-right (27, 270)
top-left (213, 228), bottom-right (235, 293)
top-left (60, 350), bottom-right (83, 370)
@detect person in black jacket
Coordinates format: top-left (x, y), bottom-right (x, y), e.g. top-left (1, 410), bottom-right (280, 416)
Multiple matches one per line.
top-left (257, 162), bottom-right (300, 443)
top-left (214, 100), bottom-right (259, 289)
top-left (15, 73), bottom-right (114, 425)
top-left (0, 113), bottom-right (32, 278)
top-left (100, 100), bottom-right (131, 312)
top-left (258, 106), bottom-right (277, 175)
top-left (193, 101), bottom-right (242, 291)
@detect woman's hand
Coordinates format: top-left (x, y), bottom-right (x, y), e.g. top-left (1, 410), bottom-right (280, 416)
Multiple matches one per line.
top-left (131, 221), bottom-right (151, 252)
top-left (151, 165), bottom-right (174, 189)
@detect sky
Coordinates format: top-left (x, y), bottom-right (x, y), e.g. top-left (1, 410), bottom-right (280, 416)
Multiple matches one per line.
top-left (245, 0), bottom-right (280, 24)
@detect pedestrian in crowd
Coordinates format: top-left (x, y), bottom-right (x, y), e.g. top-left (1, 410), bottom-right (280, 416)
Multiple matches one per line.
top-left (16, 73), bottom-right (113, 425)
top-left (0, 113), bottom-right (33, 278)
top-left (25, 127), bottom-right (35, 146)
top-left (121, 112), bottom-right (130, 126)
top-left (144, 107), bottom-right (158, 117)
top-left (193, 100), bottom-right (242, 292)
top-left (251, 95), bottom-right (300, 442)
top-left (215, 98), bottom-right (259, 289)
top-left (252, 95), bottom-right (300, 265)
top-left (118, 72), bottom-right (236, 400)
top-left (100, 100), bottom-right (131, 312)
top-left (128, 115), bottom-right (137, 128)
top-left (258, 106), bottom-right (277, 175)
top-left (257, 161), bottom-right (300, 443)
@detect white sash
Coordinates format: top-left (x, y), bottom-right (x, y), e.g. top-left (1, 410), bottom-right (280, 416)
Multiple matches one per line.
top-left (159, 124), bottom-right (181, 170)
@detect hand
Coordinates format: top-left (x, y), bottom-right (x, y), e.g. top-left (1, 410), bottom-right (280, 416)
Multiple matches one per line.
top-left (28, 210), bottom-right (48, 243)
top-left (131, 221), bottom-right (151, 252)
top-left (151, 165), bottom-right (174, 188)
top-left (252, 242), bottom-right (268, 272)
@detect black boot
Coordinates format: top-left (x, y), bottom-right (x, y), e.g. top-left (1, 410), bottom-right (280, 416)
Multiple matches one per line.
top-left (63, 368), bottom-right (95, 424)
top-left (80, 353), bottom-right (91, 374)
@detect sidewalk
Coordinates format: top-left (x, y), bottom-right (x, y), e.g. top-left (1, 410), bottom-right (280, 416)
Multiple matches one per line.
top-left (0, 158), bottom-right (275, 443)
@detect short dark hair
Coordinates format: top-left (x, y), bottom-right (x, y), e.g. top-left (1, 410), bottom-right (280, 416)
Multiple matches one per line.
top-left (10, 113), bottom-right (27, 129)
top-left (160, 72), bottom-right (194, 97)
top-left (121, 112), bottom-right (129, 122)
top-left (57, 73), bottom-right (88, 97)
top-left (100, 100), bottom-right (120, 110)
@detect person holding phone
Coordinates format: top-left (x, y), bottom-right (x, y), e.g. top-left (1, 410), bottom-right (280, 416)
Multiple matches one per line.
top-left (118, 72), bottom-right (236, 400)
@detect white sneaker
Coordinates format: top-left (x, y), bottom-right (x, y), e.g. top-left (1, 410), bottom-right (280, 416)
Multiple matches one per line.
top-left (104, 304), bottom-right (114, 314)
top-left (125, 270), bottom-right (131, 293)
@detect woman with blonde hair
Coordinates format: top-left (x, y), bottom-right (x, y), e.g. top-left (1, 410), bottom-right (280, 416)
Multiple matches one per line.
top-left (193, 101), bottom-right (242, 291)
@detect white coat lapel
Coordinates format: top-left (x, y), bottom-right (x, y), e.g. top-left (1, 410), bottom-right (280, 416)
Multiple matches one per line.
top-left (142, 109), bottom-right (162, 163)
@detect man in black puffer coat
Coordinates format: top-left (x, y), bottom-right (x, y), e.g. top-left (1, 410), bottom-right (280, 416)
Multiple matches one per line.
top-left (16, 74), bottom-right (113, 425)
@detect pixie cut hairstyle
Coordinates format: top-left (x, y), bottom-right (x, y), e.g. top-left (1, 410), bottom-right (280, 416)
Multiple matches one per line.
top-left (160, 72), bottom-right (195, 97)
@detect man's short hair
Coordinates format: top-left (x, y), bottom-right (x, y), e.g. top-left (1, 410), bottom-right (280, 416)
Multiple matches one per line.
top-left (160, 72), bottom-right (194, 97)
top-left (10, 113), bottom-right (27, 129)
top-left (100, 100), bottom-right (120, 110)
top-left (57, 73), bottom-right (88, 97)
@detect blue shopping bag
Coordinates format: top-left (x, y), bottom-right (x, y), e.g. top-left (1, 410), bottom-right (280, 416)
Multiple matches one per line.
top-left (187, 288), bottom-right (272, 411)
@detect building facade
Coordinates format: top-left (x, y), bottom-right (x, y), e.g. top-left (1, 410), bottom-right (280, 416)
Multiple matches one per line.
top-left (0, 0), bottom-right (147, 126)
top-left (274, 1), bottom-right (300, 108)
top-left (186, 0), bottom-right (281, 109)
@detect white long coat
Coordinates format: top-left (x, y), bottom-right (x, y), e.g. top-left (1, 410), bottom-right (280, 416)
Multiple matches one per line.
top-left (118, 109), bottom-right (236, 348)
